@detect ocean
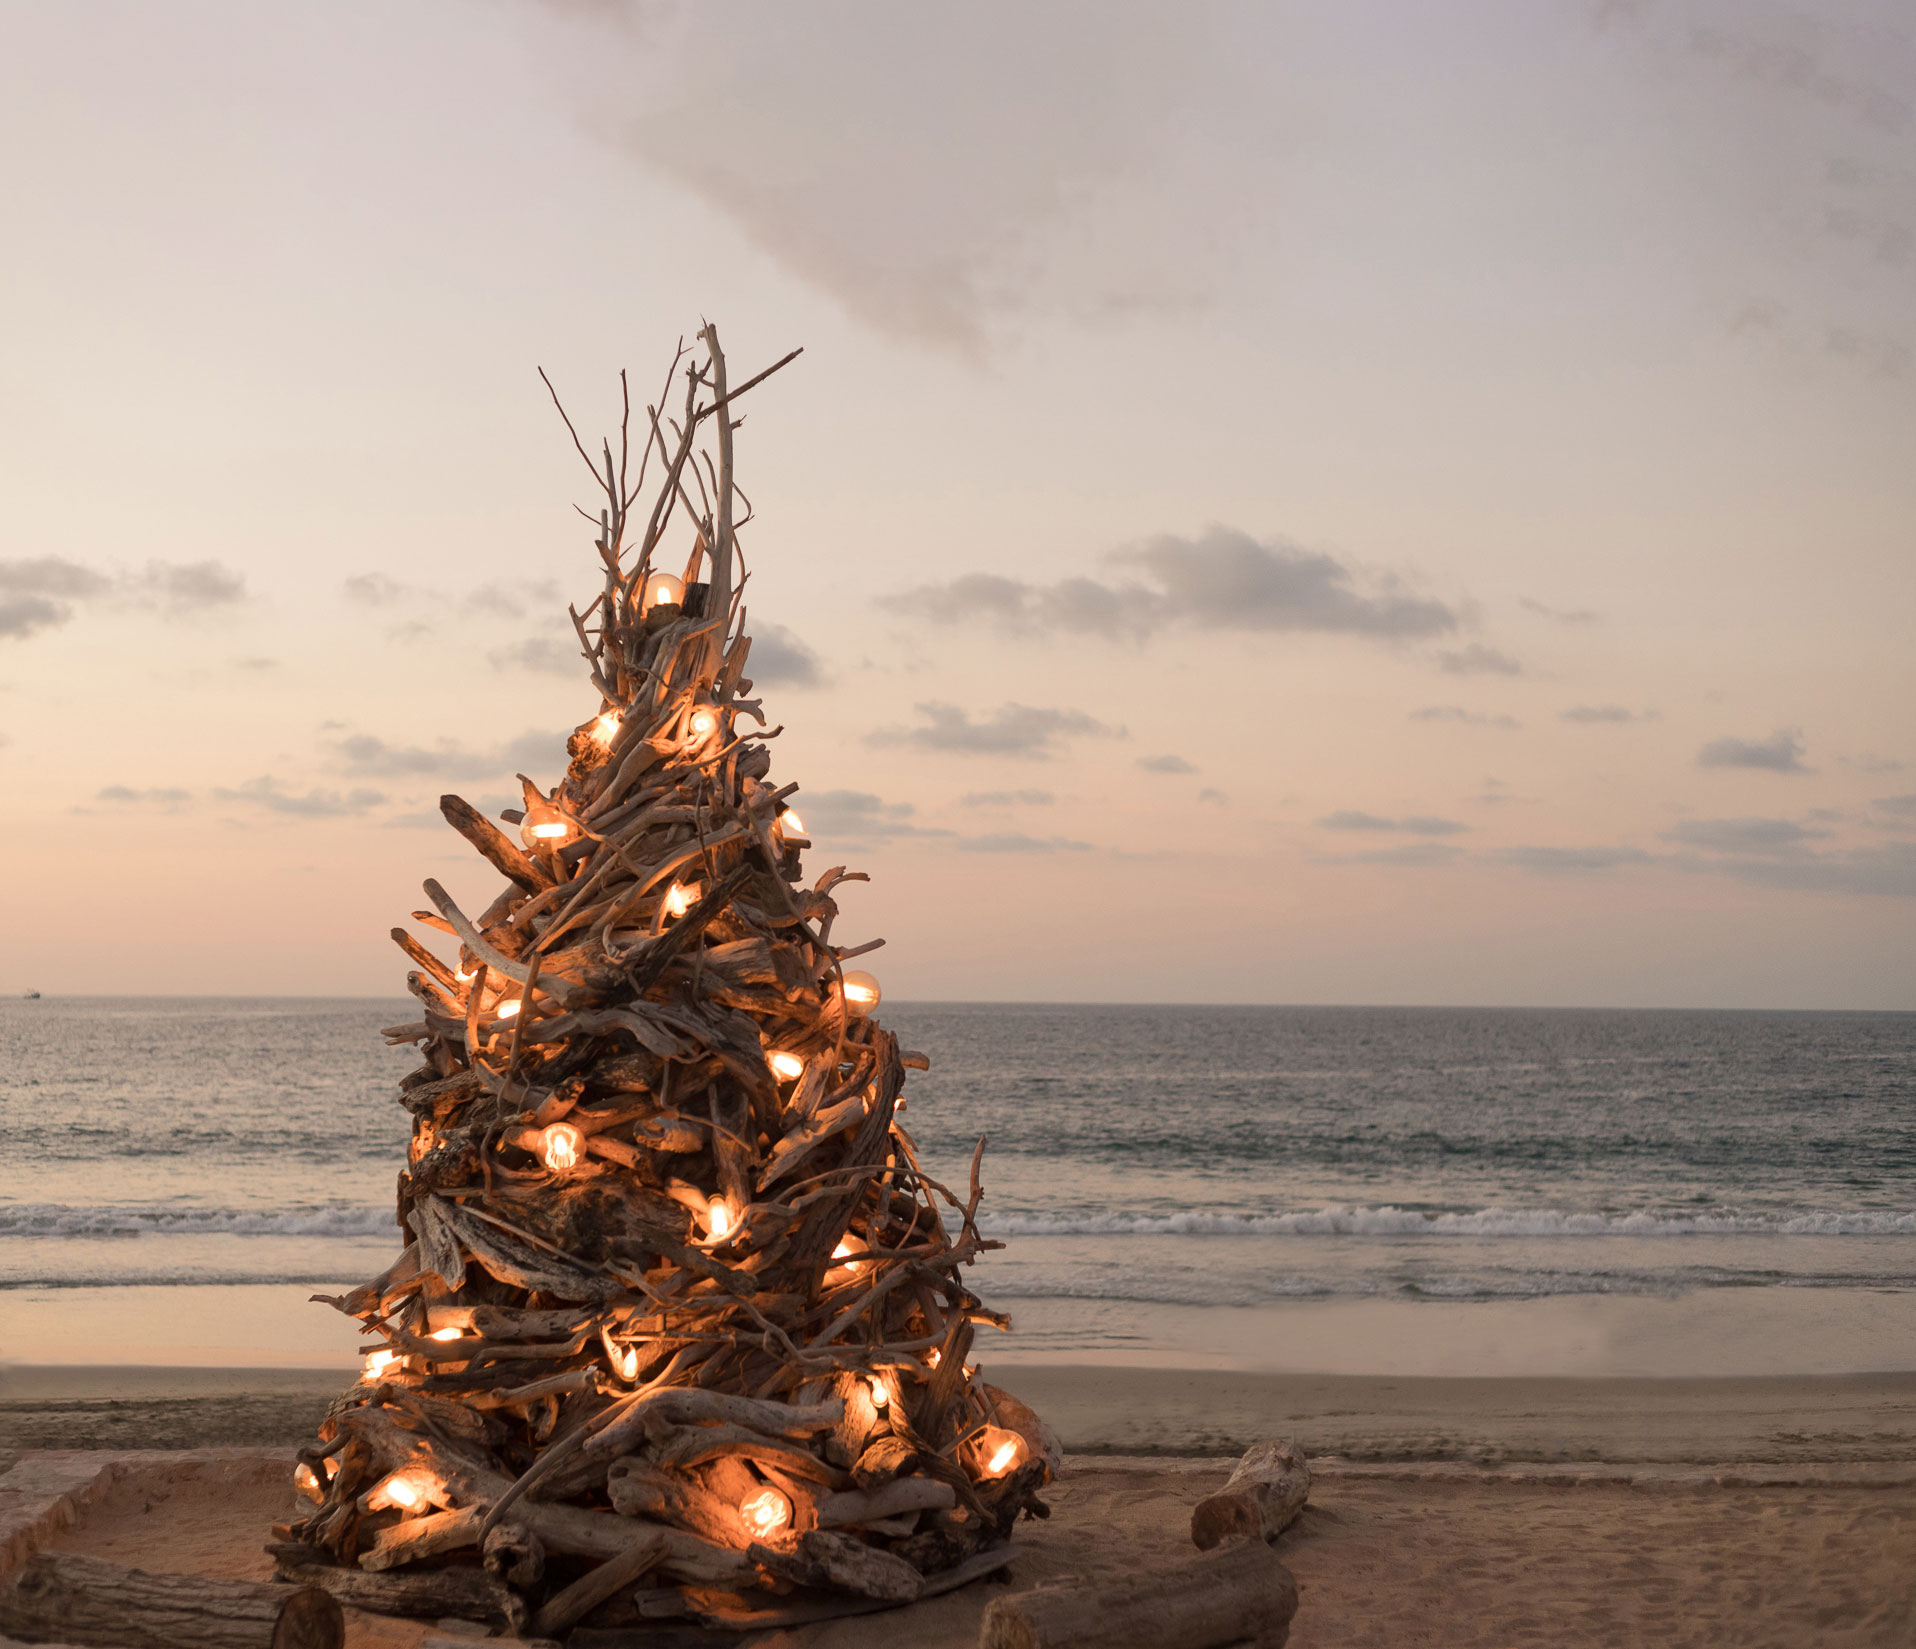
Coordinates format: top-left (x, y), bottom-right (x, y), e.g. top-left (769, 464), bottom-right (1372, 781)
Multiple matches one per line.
top-left (4, 998), bottom-right (1913, 1375)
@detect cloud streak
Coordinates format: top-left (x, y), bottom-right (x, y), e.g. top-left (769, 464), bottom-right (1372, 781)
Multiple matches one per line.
top-left (885, 528), bottom-right (1458, 644)
top-left (954, 833), bottom-right (1091, 854)
top-left (960, 789), bottom-right (1055, 807)
top-left (1410, 706), bottom-right (1521, 729)
top-left (1318, 811), bottom-right (1468, 836)
top-left (214, 777), bottom-right (387, 818)
top-left (1560, 705), bottom-right (1654, 724)
top-left (1494, 845), bottom-right (1653, 874)
top-left (798, 789), bottom-right (949, 841)
top-left (544, 1), bottom-right (1215, 354)
top-left (1436, 643), bottom-right (1522, 676)
top-left (1, 555), bottom-right (241, 640)
top-left (1663, 817), bottom-right (1829, 854)
top-left (871, 701), bottom-right (1119, 760)
top-left (748, 623), bottom-right (824, 689)
top-left (1697, 728), bottom-right (1810, 773)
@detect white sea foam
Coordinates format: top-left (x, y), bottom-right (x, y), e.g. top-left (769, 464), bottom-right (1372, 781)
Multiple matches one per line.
top-left (0, 1204), bottom-right (394, 1239)
top-left (976, 1205), bottom-right (1916, 1239)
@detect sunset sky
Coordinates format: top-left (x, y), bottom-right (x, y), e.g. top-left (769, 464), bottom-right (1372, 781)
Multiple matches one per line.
top-left (4, 0), bottom-right (1912, 1006)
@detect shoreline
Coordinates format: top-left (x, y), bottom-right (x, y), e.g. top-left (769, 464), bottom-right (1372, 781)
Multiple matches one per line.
top-left (7, 1363), bottom-right (1915, 1469)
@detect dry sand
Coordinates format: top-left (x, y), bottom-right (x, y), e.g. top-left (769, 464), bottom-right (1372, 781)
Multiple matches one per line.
top-left (5, 1365), bottom-right (1915, 1646)
top-left (12, 1450), bottom-right (1912, 1648)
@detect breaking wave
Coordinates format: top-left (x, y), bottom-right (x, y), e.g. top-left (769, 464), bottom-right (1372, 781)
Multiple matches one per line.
top-left (976, 1205), bottom-right (1916, 1239)
top-left (0, 1204), bottom-right (394, 1240)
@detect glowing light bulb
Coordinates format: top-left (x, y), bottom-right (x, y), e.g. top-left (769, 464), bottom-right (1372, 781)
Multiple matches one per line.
top-left (705, 1197), bottom-right (736, 1243)
top-left (539, 1122), bottom-right (584, 1173)
top-left (428, 1326), bottom-right (462, 1342)
top-left (496, 998), bottom-right (522, 1020)
top-left (612, 1343), bottom-right (640, 1381)
top-left (986, 1437), bottom-right (1021, 1476)
top-left (841, 970), bottom-right (881, 1017)
top-left (363, 1349), bottom-right (400, 1379)
top-left (767, 1050), bottom-right (805, 1082)
top-left (640, 572), bottom-right (685, 613)
top-left (590, 711), bottom-right (621, 745)
top-left (663, 881), bottom-right (700, 919)
top-left (293, 1463), bottom-right (323, 1502)
top-left (828, 1235), bottom-right (870, 1282)
top-left (380, 1473), bottom-right (424, 1511)
top-left (455, 969), bottom-right (475, 984)
top-left (869, 1377), bottom-right (890, 1410)
top-left (779, 809), bottom-right (805, 835)
top-left (530, 821), bottom-right (569, 840)
top-left (926, 1349), bottom-right (942, 1371)
top-left (686, 707), bottom-right (718, 742)
top-left (740, 1487), bottom-right (791, 1536)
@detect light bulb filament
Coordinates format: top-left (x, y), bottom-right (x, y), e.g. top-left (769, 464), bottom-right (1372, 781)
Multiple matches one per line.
top-left (740, 1486), bottom-right (791, 1535)
top-left (539, 1123), bottom-right (584, 1173)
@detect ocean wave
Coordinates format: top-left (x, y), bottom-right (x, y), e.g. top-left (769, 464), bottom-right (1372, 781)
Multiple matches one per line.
top-left (976, 1205), bottom-right (1916, 1239)
top-left (0, 1203), bottom-right (395, 1239)
top-left (0, 1272), bottom-right (370, 1291)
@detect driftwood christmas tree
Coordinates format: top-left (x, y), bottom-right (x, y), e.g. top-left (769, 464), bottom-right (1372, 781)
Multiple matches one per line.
top-left (275, 326), bottom-right (1057, 1638)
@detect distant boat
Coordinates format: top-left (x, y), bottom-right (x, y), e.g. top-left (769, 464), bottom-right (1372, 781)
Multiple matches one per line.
top-left (21, 990), bottom-right (39, 999)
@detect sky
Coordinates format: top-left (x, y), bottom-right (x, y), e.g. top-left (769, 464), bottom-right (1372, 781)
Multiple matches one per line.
top-left (3, 0), bottom-right (1912, 1007)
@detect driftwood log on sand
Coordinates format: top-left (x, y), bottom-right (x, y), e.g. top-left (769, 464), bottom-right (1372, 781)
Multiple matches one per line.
top-left (978, 1438), bottom-right (1310, 1649)
top-left (1190, 1439), bottom-right (1312, 1550)
top-left (0, 1551), bottom-right (343, 1649)
top-left (977, 1535), bottom-right (1299, 1649)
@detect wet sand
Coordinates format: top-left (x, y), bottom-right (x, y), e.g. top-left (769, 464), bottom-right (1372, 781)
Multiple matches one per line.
top-left (6, 1363), bottom-right (1916, 1470)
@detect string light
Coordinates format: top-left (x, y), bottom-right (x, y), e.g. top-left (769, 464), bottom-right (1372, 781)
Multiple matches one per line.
top-left (590, 711), bottom-right (621, 745)
top-left (740, 1486), bottom-right (791, 1536)
top-left (363, 1349), bottom-right (400, 1379)
top-left (612, 1343), bottom-right (641, 1381)
top-left (869, 1377), bottom-right (890, 1410)
top-left (926, 1349), bottom-right (942, 1370)
top-left (639, 572), bottom-right (685, 613)
top-left (767, 1050), bottom-right (805, 1082)
top-left (496, 998), bottom-right (522, 1020)
top-left (521, 794), bottom-right (574, 845)
top-left (979, 1428), bottom-right (1025, 1477)
top-left (686, 707), bottom-right (718, 743)
top-left (841, 971), bottom-right (881, 1016)
top-left (368, 1472), bottom-right (431, 1512)
top-left (293, 1463), bottom-right (323, 1502)
top-left (428, 1326), bottom-right (463, 1343)
top-left (828, 1235), bottom-right (870, 1283)
top-left (779, 809), bottom-right (806, 835)
top-left (455, 969), bottom-right (475, 984)
top-left (539, 1122), bottom-right (584, 1173)
top-left (663, 882), bottom-right (700, 920)
top-left (704, 1197), bottom-right (736, 1243)
top-left (987, 1437), bottom-right (1022, 1475)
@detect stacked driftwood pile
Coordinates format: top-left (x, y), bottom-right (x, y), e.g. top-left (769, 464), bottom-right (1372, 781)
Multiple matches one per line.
top-left (274, 326), bottom-right (1056, 1639)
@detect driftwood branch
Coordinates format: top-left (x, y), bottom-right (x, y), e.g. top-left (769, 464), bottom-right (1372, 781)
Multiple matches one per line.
top-left (0, 1552), bottom-right (342, 1649)
top-left (979, 1537), bottom-right (1300, 1649)
top-left (1190, 1439), bottom-right (1311, 1550)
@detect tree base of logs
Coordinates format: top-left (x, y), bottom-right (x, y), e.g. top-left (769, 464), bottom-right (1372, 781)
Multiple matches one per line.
top-left (273, 328), bottom-right (1058, 1638)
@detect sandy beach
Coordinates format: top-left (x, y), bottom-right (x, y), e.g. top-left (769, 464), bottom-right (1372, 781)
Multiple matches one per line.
top-left (6, 1439), bottom-right (1911, 1647)
top-left (5, 1363), bottom-right (1914, 1645)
